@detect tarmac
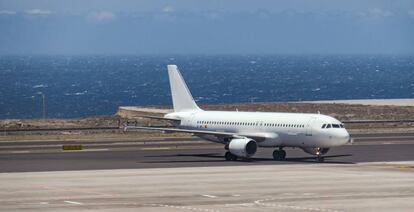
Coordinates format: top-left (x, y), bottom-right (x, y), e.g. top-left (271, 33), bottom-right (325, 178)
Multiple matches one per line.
top-left (0, 133), bottom-right (414, 211)
top-left (0, 163), bottom-right (413, 212)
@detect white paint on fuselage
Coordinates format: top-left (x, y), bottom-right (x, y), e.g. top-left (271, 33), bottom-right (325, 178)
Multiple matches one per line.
top-left (165, 111), bottom-right (350, 148)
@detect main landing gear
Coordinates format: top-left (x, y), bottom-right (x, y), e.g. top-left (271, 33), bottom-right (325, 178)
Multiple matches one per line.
top-left (273, 148), bottom-right (286, 160)
top-left (225, 151), bottom-right (237, 161)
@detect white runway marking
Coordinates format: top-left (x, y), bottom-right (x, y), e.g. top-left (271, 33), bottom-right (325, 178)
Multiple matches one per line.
top-left (61, 149), bottom-right (109, 153)
top-left (11, 151), bottom-right (30, 153)
top-left (64, 200), bottom-right (83, 205)
top-left (149, 203), bottom-right (222, 212)
top-left (225, 203), bottom-right (254, 207)
top-left (254, 198), bottom-right (343, 212)
top-left (141, 147), bottom-right (171, 150)
top-left (201, 194), bottom-right (217, 198)
top-left (86, 148), bottom-right (109, 151)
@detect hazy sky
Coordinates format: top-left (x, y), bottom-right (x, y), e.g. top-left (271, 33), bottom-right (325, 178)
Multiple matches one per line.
top-left (0, 0), bottom-right (413, 54)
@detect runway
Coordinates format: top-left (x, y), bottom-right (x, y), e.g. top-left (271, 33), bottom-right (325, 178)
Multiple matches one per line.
top-left (1, 132), bottom-right (414, 173)
top-left (1, 133), bottom-right (414, 211)
top-left (1, 162), bottom-right (413, 212)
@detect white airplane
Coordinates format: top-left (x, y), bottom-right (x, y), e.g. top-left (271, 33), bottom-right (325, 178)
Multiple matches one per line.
top-left (126, 65), bottom-right (352, 162)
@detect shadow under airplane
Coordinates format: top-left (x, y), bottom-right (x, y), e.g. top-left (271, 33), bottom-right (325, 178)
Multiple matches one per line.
top-left (142, 153), bottom-right (354, 164)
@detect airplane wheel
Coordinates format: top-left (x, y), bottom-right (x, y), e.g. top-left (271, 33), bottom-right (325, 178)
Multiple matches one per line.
top-left (225, 152), bottom-right (232, 161)
top-left (225, 152), bottom-right (237, 161)
top-left (273, 150), bottom-right (286, 160)
top-left (317, 157), bottom-right (325, 163)
top-left (272, 150), bottom-right (279, 160)
top-left (280, 150), bottom-right (286, 160)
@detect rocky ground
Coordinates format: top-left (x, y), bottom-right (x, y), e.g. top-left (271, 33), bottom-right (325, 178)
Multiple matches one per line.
top-left (1, 101), bottom-right (414, 141)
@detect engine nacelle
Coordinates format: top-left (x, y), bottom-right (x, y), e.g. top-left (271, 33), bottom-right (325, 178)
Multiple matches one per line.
top-left (301, 147), bottom-right (330, 155)
top-left (229, 138), bottom-right (257, 158)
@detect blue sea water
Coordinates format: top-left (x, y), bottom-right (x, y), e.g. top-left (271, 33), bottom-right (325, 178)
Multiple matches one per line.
top-left (0, 55), bottom-right (413, 119)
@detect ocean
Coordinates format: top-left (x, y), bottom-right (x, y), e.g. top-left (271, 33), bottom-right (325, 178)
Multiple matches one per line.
top-left (0, 55), bottom-right (413, 119)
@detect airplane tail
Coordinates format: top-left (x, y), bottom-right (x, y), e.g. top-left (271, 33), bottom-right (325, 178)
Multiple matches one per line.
top-left (167, 65), bottom-right (202, 112)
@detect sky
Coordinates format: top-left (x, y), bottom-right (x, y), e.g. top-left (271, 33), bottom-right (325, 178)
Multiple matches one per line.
top-left (0, 0), bottom-right (413, 55)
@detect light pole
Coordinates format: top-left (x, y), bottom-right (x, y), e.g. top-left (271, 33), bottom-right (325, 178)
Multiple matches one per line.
top-left (41, 93), bottom-right (46, 119)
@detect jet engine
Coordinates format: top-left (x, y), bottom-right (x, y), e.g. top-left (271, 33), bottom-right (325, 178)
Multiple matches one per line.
top-left (301, 147), bottom-right (330, 155)
top-left (229, 138), bottom-right (257, 158)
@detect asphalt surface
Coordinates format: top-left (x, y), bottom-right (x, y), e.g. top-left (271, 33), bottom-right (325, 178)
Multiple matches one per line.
top-left (1, 132), bottom-right (414, 212)
top-left (1, 132), bottom-right (414, 173)
top-left (2, 163), bottom-right (414, 212)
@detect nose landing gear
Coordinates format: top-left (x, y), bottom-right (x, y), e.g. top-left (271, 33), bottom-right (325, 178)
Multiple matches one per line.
top-left (315, 148), bottom-right (325, 163)
top-left (273, 148), bottom-right (286, 160)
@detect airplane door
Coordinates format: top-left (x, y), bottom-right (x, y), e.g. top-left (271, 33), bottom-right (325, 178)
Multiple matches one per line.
top-left (306, 117), bottom-right (317, 136)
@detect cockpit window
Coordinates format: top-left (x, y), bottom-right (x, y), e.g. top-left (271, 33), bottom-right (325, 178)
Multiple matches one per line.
top-left (326, 124), bottom-right (332, 128)
top-left (340, 124), bottom-right (344, 128)
top-left (321, 124), bottom-right (326, 129)
top-left (332, 124), bottom-right (340, 128)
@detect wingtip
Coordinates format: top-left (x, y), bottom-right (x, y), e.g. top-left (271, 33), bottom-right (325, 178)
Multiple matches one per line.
top-left (167, 64), bottom-right (178, 71)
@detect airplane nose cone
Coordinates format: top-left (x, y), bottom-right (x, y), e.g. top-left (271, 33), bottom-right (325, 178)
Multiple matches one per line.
top-left (336, 130), bottom-right (351, 145)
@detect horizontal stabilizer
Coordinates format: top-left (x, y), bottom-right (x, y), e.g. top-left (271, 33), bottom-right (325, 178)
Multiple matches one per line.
top-left (133, 115), bottom-right (181, 122)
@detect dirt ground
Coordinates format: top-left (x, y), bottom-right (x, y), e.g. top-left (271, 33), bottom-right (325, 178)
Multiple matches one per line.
top-left (1, 102), bottom-right (414, 141)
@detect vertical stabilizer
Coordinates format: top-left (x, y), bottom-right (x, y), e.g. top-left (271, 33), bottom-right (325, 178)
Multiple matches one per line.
top-left (167, 65), bottom-right (201, 112)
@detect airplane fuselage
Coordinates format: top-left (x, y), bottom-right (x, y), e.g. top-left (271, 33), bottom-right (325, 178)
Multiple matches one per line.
top-left (165, 110), bottom-right (351, 148)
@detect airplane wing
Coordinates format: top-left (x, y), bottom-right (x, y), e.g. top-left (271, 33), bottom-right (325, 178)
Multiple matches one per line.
top-left (124, 126), bottom-right (272, 142)
top-left (125, 126), bottom-right (239, 137)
